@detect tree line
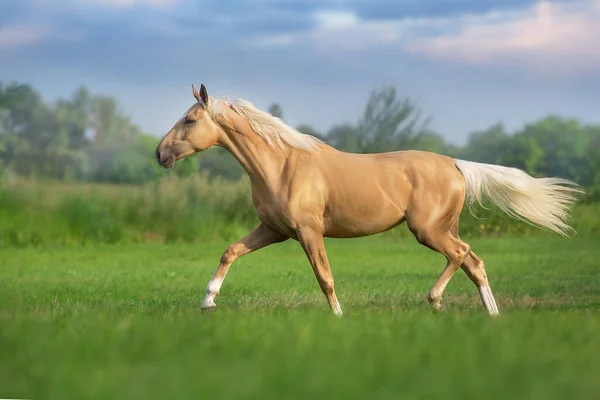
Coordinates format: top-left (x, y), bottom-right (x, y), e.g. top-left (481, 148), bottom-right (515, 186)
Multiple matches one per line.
top-left (1, 80), bottom-right (599, 198)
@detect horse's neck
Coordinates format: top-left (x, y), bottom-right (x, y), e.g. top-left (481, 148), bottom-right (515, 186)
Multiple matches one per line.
top-left (218, 112), bottom-right (290, 192)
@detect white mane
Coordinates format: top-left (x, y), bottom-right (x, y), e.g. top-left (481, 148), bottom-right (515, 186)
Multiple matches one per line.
top-left (208, 97), bottom-right (323, 152)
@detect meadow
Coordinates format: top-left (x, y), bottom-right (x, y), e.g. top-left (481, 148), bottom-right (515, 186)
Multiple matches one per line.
top-left (1, 178), bottom-right (600, 399)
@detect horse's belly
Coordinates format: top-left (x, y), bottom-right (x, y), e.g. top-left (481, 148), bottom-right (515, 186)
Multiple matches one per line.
top-left (323, 203), bottom-right (406, 238)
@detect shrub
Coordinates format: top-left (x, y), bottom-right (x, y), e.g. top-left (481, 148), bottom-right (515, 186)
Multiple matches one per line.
top-left (0, 177), bottom-right (598, 247)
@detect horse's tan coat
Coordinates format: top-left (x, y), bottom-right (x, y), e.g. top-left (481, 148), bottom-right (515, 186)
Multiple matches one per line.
top-left (155, 84), bottom-right (581, 316)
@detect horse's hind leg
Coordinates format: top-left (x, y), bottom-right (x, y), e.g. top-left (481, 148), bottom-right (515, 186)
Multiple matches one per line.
top-left (461, 251), bottom-right (499, 315)
top-left (408, 214), bottom-right (471, 311)
top-left (420, 230), bottom-right (471, 311)
top-left (450, 221), bottom-right (500, 315)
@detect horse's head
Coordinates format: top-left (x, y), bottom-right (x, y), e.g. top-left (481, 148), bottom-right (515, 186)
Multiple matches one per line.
top-left (155, 84), bottom-right (222, 169)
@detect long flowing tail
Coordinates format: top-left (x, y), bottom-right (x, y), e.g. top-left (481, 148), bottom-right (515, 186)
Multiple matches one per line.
top-left (454, 159), bottom-right (584, 236)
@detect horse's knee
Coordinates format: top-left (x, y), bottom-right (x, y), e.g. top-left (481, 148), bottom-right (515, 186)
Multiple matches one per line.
top-left (453, 243), bottom-right (471, 263)
top-left (220, 242), bottom-right (245, 265)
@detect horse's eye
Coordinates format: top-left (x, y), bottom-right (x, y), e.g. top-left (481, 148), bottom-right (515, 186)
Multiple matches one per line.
top-left (185, 118), bottom-right (195, 125)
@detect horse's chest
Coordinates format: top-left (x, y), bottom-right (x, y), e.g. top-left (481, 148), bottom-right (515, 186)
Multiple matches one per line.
top-left (254, 204), bottom-right (295, 236)
top-left (253, 193), bottom-right (297, 237)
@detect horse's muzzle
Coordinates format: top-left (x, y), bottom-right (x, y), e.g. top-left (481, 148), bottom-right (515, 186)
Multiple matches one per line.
top-left (155, 148), bottom-right (175, 169)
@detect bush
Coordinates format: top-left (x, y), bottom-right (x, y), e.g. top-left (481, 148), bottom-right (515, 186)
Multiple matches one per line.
top-left (58, 194), bottom-right (124, 244)
top-left (0, 177), bottom-right (598, 248)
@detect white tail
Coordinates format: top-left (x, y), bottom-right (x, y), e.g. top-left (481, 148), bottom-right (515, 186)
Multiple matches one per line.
top-left (454, 159), bottom-right (584, 236)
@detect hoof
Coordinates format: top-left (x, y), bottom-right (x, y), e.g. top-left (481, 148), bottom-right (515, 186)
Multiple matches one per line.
top-left (201, 305), bottom-right (217, 313)
top-left (427, 296), bottom-right (443, 312)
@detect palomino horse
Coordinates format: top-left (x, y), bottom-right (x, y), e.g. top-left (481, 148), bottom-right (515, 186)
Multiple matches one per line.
top-left (155, 84), bottom-right (581, 316)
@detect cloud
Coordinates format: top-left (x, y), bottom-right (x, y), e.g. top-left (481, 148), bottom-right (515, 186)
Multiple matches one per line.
top-left (247, 10), bottom-right (402, 51)
top-left (0, 24), bottom-right (54, 49)
top-left (352, 0), bottom-right (530, 20)
top-left (73, 0), bottom-right (178, 8)
top-left (245, 1), bottom-right (600, 78)
top-left (405, 0), bottom-right (600, 76)
top-left (244, 6), bottom-right (529, 52)
top-left (0, 0), bottom-right (181, 51)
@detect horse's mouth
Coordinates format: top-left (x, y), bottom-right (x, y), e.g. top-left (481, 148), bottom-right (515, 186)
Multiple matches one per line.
top-left (162, 158), bottom-right (175, 169)
top-left (157, 156), bottom-right (175, 169)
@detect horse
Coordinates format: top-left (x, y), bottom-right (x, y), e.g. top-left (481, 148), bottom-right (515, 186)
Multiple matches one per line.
top-left (155, 84), bottom-right (582, 316)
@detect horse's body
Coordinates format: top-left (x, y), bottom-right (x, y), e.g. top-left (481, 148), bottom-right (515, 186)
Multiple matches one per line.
top-left (156, 84), bottom-right (582, 316)
top-left (253, 147), bottom-right (461, 239)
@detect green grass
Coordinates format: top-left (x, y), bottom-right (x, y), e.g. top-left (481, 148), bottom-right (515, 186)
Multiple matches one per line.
top-left (1, 235), bottom-right (600, 399)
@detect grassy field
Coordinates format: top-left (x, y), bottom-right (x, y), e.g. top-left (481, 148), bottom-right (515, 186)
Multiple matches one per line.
top-left (1, 234), bottom-right (599, 399)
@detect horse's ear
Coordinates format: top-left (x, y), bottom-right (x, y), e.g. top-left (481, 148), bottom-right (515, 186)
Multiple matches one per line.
top-left (192, 84), bottom-right (201, 103)
top-left (200, 84), bottom-right (209, 105)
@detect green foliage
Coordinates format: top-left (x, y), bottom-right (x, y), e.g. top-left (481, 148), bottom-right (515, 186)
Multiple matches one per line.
top-left (325, 123), bottom-right (363, 153)
top-left (327, 87), bottom-right (431, 154)
top-left (457, 117), bottom-right (600, 192)
top-left (0, 80), bottom-right (167, 184)
top-left (2, 79), bottom-right (600, 196)
top-left (406, 130), bottom-right (455, 155)
top-left (0, 151), bottom-right (4, 185)
top-left (0, 177), bottom-right (262, 247)
top-left (267, 103), bottom-right (283, 119)
top-left (296, 123), bottom-right (326, 141)
top-left (0, 178), bottom-right (598, 248)
top-left (323, 88), bottom-right (600, 195)
top-left (198, 147), bottom-right (245, 181)
top-left (358, 86), bottom-right (428, 153)
top-left (57, 194), bottom-right (124, 244)
top-left (171, 154), bottom-right (199, 179)
top-left (91, 134), bottom-right (165, 184)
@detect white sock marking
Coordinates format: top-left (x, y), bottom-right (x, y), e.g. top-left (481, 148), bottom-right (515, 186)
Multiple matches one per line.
top-left (478, 285), bottom-right (499, 316)
top-left (201, 277), bottom-right (224, 309)
top-left (332, 298), bottom-right (343, 317)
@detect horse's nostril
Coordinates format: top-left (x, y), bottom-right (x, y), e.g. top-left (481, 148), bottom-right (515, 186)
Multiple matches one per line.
top-left (155, 148), bottom-right (161, 162)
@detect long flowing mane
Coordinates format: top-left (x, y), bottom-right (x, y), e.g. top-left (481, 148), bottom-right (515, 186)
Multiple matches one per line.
top-left (209, 97), bottom-right (323, 152)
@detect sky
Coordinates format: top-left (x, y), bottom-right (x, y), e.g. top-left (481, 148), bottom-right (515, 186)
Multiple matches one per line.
top-left (1, 0), bottom-right (599, 144)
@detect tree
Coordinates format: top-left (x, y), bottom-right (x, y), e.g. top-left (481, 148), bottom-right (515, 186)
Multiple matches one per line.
top-left (2, 79), bottom-right (600, 191)
top-left (93, 134), bottom-right (165, 184)
top-left (460, 123), bottom-right (509, 164)
top-left (51, 87), bottom-right (93, 179)
top-left (407, 130), bottom-right (451, 155)
top-left (0, 81), bottom-right (54, 177)
top-left (172, 155), bottom-right (198, 179)
top-left (326, 124), bottom-right (363, 153)
top-left (268, 103), bottom-right (283, 119)
top-left (295, 124), bottom-right (326, 141)
top-left (519, 116), bottom-right (592, 183)
top-left (358, 86), bottom-right (428, 153)
top-left (198, 147), bottom-right (245, 181)
top-left (588, 132), bottom-right (600, 200)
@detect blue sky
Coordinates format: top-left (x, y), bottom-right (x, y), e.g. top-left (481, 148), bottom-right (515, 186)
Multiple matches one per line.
top-left (1, 0), bottom-right (599, 144)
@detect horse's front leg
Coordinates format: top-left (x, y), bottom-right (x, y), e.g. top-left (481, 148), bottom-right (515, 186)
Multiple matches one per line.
top-left (296, 226), bottom-right (343, 316)
top-left (201, 223), bottom-right (288, 311)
